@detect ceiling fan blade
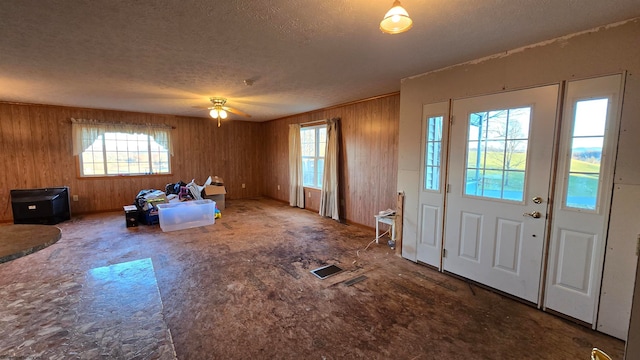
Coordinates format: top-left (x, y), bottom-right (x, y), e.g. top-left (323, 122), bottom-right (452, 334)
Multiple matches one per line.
top-left (222, 106), bottom-right (251, 118)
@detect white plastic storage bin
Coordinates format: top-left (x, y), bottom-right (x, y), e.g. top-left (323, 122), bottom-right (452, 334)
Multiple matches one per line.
top-left (157, 199), bottom-right (215, 232)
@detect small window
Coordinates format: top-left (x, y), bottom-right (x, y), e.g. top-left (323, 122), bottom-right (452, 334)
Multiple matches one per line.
top-left (80, 131), bottom-right (171, 176)
top-left (465, 107), bottom-right (531, 201)
top-left (424, 115), bottom-right (444, 191)
top-left (564, 98), bottom-right (608, 210)
top-left (301, 125), bottom-right (327, 188)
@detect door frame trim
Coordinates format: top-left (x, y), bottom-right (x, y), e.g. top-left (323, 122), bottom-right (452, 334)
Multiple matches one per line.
top-left (537, 80), bottom-right (567, 308)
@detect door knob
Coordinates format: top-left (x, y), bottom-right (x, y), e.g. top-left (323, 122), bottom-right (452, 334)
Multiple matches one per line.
top-left (532, 196), bottom-right (544, 204)
top-left (523, 211), bottom-right (541, 219)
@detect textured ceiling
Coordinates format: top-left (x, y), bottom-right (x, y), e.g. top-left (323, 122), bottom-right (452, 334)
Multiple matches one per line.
top-left (0, 1), bottom-right (639, 121)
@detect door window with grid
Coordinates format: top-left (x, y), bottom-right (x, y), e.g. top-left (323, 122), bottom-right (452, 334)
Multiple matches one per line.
top-left (465, 107), bottom-right (531, 201)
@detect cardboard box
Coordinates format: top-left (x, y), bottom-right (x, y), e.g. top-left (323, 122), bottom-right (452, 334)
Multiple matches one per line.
top-left (211, 176), bottom-right (224, 185)
top-left (204, 185), bottom-right (226, 210)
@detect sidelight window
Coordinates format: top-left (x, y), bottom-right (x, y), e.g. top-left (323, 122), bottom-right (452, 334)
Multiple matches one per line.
top-left (424, 116), bottom-right (444, 191)
top-left (564, 98), bottom-right (608, 210)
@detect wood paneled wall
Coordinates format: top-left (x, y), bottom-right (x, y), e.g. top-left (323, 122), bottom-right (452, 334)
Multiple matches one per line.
top-left (0, 94), bottom-right (398, 227)
top-left (261, 94), bottom-right (400, 228)
top-left (0, 102), bottom-right (264, 222)
top-left (303, 187), bottom-right (322, 213)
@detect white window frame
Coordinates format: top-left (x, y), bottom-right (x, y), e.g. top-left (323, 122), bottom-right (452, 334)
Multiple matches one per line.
top-left (300, 125), bottom-right (327, 189)
top-left (74, 123), bottom-right (172, 177)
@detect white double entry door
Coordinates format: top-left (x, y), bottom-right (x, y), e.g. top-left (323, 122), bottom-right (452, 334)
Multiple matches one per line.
top-left (416, 76), bottom-right (622, 326)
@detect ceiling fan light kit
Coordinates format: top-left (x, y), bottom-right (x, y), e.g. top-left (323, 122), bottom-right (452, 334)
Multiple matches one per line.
top-left (208, 97), bottom-right (250, 127)
top-left (380, 0), bottom-right (413, 34)
top-left (209, 108), bottom-right (227, 119)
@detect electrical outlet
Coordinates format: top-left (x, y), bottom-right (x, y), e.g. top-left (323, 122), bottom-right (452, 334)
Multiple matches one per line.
top-left (242, 183), bottom-right (246, 189)
top-left (73, 195), bottom-right (79, 201)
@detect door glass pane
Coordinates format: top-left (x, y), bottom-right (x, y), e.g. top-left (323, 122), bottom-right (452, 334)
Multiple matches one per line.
top-left (464, 107), bottom-right (531, 201)
top-left (481, 170), bottom-right (503, 199)
top-left (569, 137), bottom-right (603, 173)
top-left (503, 170), bottom-right (526, 201)
top-left (486, 111), bottom-right (508, 140)
top-left (485, 140), bottom-right (506, 170)
top-left (465, 168), bottom-right (482, 196)
top-left (424, 116), bottom-right (444, 191)
top-left (574, 99), bottom-right (607, 136)
top-left (426, 166), bottom-right (440, 190)
top-left (564, 98), bottom-right (608, 210)
top-left (566, 175), bottom-right (599, 209)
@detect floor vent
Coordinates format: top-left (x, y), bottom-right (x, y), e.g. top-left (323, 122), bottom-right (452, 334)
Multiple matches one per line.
top-left (310, 264), bottom-right (342, 279)
top-left (343, 275), bottom-right (367, 286)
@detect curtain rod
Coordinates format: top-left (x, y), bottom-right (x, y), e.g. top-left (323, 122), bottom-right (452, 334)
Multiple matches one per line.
top-left (300, 117), bottom-right (340, 127)
top-left (299, 119), bottom-right (327, 127)
top-left (70, 117), bottom-right (176, 129)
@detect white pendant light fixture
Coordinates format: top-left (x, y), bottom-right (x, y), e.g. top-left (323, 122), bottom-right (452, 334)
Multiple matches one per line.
top-left (380, 0), bottom-right (413, 34)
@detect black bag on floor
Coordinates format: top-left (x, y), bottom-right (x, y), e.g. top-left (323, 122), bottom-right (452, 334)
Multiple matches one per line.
top-left (165, 181), bottom-right (186, 195)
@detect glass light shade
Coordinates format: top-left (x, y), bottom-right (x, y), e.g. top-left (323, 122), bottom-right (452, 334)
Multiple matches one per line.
top-left (380, 1), bottom-right (413, 34)
top-left (210, 109), bottom-right (219, 118)
top-left (219, 109), bottom-right (228, 119)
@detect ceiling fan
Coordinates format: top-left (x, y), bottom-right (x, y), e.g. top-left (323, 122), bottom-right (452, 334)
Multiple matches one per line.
top-left (208, 97), bottom-right (251, 127)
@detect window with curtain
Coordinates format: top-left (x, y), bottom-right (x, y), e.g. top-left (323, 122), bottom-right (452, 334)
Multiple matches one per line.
top-left (72, 119), bottom-right (172, 177)
top-left (301, 125), bottom-right (327, 188)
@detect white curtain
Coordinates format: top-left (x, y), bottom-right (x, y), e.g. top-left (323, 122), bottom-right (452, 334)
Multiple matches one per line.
top-left (319, 118), bottom-right (340, 220)
top-left (71, 118), bottom-right (173, 156)
top-left (288, 124), bottom-right (304, 208)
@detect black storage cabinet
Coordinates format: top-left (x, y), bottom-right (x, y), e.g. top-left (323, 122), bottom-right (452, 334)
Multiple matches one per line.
top-left (10, 187), bottom-right (71, 225)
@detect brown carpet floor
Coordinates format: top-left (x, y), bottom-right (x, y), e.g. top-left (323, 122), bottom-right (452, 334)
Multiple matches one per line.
top-left (0, 198), bottom-right (625, 359)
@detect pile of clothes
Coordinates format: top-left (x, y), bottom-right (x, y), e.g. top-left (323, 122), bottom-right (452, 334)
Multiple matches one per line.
top-left (134, 189), bottom-right (167, 225)
top-left (165, 177), bottom-right (215, 201)
top-left (134, 177), bottom-right (222, 225)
